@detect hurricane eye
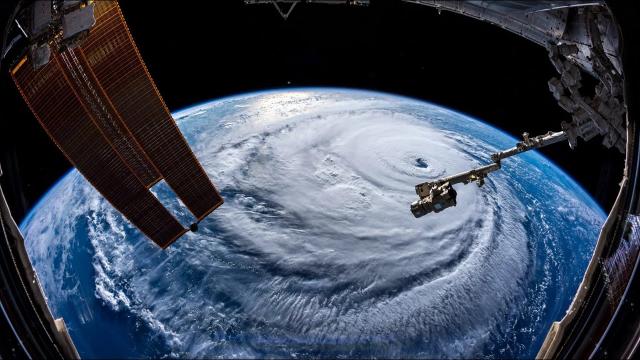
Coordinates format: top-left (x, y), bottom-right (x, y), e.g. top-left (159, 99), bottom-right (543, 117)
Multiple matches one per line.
top-left (414, 158), bottom-right (429, 169)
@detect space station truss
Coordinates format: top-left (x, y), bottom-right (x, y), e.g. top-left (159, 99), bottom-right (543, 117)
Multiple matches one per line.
top-left (10, 1), bottom-right (223, 248)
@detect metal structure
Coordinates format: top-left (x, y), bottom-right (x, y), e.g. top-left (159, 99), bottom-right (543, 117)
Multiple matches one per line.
top-left (399, 2), bottom-right (639, 358)
top-left (245, 1), bottom-right (640, 358)
top-left (0, 0), bottom-right (638, 359)
top-left (1, 163), bottom-right (79, 359)
top-left (1, 1), bottom-right (224, 356)
top-left (402, 0), bottom-right (627, 213)
top-left (3, 0), bottom-right (223, 249)
top-left (411, 131), bottom-right (568, 217)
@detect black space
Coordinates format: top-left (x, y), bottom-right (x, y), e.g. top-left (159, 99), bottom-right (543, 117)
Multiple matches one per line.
top-left (0, 1), bottom-right (625, 221)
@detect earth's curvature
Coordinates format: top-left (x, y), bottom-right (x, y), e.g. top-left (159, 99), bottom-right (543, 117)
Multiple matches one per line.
top-left (21, 88), bottom-right (604, 358)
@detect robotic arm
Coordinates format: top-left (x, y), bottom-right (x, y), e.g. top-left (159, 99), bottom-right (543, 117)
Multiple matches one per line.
top-left (411, 130), bottom-right (567, 217)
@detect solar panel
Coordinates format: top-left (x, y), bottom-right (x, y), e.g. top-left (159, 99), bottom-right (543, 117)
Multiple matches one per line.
top-left (80, 1), bottom-right (224, 220)
top-left (9, 0), bottom-right (223, 247)
top-left (59, 48), bottom-right (161, 187)
top-left (11, 54), bottom-right (187, 248)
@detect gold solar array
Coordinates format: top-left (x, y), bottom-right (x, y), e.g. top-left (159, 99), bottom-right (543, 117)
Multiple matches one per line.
top-left (11, 0), bottom-right (223, 248)
top-left (80, 2), bottom-right (223, 219)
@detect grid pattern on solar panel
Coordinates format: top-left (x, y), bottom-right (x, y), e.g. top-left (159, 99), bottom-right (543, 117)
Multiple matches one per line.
top-left (59, 48), bottom-right (161, 187)
top-left (80, 1), bottom-right (223, 219)
top-left (11, 55), bottom-right (187, 248)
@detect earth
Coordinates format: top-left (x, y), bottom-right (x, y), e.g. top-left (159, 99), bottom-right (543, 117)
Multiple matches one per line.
top-left (21, 88), bottom-right (604, 359)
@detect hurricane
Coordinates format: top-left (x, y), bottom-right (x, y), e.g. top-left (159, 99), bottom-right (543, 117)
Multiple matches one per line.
top-left (22, 89), bottom-right (604, 358)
